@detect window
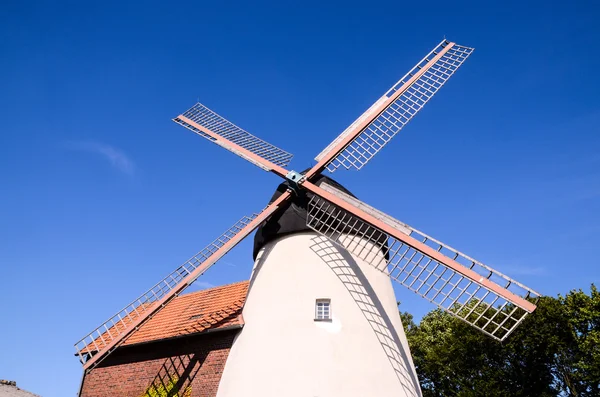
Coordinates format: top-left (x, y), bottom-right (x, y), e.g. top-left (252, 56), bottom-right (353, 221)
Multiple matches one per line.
top-left (315, 299), bottom-right (331, 321)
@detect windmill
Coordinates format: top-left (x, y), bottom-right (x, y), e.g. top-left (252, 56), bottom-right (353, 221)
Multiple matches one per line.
top-left (74, 40), bottom-right (540, 397)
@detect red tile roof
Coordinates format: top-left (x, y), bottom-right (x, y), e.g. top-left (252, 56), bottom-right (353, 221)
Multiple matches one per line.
top-left (85, 281), bottom-right (248, 351)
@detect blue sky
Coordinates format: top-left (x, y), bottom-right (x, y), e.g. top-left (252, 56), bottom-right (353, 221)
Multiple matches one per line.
top-left (1, 0), bottom-right (599, 395)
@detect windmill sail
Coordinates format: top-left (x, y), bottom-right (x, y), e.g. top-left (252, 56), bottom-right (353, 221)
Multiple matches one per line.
top-left (174, 103), bottom-right (293, 172)
top-left (312, 40), bottom-right (473, 175)
top-left (303, 182), bottom-right (539, 341)
top-left (74, 192), bottom-right (291, 371)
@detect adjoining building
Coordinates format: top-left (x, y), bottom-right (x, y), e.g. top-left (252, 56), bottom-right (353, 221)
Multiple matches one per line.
top-left (78, 281), bottom-right (248, 397)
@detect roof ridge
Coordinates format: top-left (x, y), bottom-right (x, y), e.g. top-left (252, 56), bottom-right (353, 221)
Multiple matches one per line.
top-left (0, 381), bottom-right (41, 397)
top-left (185, 279), bottom-right (249, 295)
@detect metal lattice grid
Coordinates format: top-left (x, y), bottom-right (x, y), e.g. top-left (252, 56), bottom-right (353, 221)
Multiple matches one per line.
top-left (306, 195), bottom-right (539, 341)
top-left (74, 214), bottom-right (257, 365)
top-left (318, 181), bottom-right (540, 305)
top-left (318, 41), bottom-right (474, 173)
top-left (174, 103), bottom-right (293, 169)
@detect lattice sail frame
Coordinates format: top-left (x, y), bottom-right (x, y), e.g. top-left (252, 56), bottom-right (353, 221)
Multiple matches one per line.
top-left (174, 103), bottom-right (293, 170)
top-left (74, 214), bottom-right (258, 366)
top-left (306, 187), bottom-right (540, 341)
top-left (316, 40), bottom-right (474, 173)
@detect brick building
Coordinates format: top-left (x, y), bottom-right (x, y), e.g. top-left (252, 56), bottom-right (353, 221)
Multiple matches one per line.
top-left (78, 281), bottom-right (248, 397)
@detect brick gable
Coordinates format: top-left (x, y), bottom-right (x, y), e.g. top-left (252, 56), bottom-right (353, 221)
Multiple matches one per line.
top-left (80, 329), bottom-right (239, 397)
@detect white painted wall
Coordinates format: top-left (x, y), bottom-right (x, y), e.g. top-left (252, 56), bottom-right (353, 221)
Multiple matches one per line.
top-left (216, 232), bottom-right (422, 397)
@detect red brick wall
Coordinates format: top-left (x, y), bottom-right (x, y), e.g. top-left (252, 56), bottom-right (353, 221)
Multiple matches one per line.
top-left (80, 328), bottom-right (239, 397)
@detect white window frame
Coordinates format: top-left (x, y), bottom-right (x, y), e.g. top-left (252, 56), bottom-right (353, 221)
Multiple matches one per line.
top-left (315, 299), bottom-right (331, 321)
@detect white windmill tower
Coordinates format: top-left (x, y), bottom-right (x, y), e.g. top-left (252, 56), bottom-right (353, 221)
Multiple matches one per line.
top-left (74, 40), bottom-right (540, 397)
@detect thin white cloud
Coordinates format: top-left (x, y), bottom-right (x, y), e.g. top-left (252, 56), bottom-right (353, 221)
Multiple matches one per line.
top-left (507, 266), bottom-right (546, 276)
top-left (221, 260), bottom-right (237, 268)
top-left (490, 254), bottom-right (548, 278)
top-left (498, 264), bottom-right (546, 277)
top-left (193, 280), bottom-right (215, 289)
top-left (67, 141), bottom-right (135, 176)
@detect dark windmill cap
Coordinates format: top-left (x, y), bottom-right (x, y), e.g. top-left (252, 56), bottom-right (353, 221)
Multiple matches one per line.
top-left (253, 171), bottom-right (389, 261)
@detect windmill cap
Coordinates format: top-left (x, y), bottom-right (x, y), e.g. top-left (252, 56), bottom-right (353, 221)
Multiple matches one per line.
top-left (253, 172), bottom-right (389, 261)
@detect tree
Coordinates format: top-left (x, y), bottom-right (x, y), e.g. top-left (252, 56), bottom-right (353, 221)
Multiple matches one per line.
top-left (558, 284), bottom-right (600, 396)
top-left (401, 284), bottom-right (599, 397)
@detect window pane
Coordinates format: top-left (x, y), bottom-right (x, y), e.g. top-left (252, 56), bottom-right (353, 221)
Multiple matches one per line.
top-left (316, 299), bottom-right (331, 320)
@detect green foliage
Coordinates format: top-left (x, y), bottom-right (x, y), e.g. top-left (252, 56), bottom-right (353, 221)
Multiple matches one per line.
top-left (402, 284), bottom-right (600, 397)
top-left (141, 375), bottom-right (192, 397)
top-left (559, 284), bottom-right (600, 396)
